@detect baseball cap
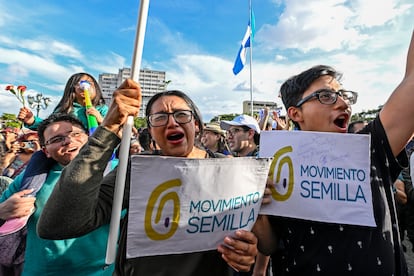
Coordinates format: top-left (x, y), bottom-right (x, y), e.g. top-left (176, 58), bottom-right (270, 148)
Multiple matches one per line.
top-left (220, 114), bottom-right (260, 134)
top-left (204, 122), bottom-right (226, 136)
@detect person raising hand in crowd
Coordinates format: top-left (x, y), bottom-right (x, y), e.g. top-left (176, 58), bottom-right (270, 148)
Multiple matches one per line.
top-left (254, 30), bottom-right (414, 276)
top-left (18, 72), bottom-right (108, 131)
top-left (38, 79), bottom-right (259, 275)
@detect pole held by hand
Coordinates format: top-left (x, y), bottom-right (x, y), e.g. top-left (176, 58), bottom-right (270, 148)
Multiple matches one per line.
top-left (105, 0), bottom-right (150, 265)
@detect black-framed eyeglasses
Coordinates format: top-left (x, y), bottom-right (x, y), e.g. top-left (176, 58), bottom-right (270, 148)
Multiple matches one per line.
top-left (45, 131), bottom-right (86, 146)
top-left (147, 110), bottom-right (193, 127)
top-left (295, 89), bottom-right (358, 107)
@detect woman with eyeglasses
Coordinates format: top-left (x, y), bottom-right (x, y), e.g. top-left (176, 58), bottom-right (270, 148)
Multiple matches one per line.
top-left (18, 72), bottom-right (108, 131)
top-left (38, 79), bottom-right (259, 276)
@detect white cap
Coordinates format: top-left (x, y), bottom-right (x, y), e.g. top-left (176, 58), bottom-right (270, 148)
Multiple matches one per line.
top-left (220, 114), bottom-right (260, 134)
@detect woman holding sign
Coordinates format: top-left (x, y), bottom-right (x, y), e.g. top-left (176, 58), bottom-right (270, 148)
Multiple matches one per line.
top-left (37, 79), bottom-right (259, 275)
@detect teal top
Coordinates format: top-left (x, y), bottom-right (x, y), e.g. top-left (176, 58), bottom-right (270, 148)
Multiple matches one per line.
top-left (0, 163), bottom-right (114, 276)
top-left (25, 102), bottom-right (108, 131)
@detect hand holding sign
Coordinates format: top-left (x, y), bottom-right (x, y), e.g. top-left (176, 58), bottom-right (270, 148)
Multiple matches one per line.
top-left (218, 229), bottom-right (258, 272)
top-left (127, 156), bottom-right (271, 258)
top-left (259, 131), bottom-right (374, 227)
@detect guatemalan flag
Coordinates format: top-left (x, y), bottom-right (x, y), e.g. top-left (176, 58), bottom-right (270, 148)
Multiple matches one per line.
top-left (233, 11), bottom-right (255, 75)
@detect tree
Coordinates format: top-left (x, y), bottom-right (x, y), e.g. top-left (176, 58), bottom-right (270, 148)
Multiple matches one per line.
top-left (134, 117), bottom-right (147, 129)
top-left (209, 113), bottom-right (239, 123)
top-left (350, 105), bottom-right (383, 123)
top-left (209, 112), bottom-right (263, 123)
top-left (1, 113), bottom-right (22, 129)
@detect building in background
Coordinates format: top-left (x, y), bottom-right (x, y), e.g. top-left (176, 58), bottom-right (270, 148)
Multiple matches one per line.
top-left (242, 100), bottom-right (279, 115)
top-left (99, 68), bottom-right (167, 117)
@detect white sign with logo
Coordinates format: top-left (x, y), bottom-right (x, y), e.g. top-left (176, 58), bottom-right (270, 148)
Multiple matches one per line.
top-left (126, 155), bottom-right (271, 258)
top-left (259, 131), bottom-right (375, 227)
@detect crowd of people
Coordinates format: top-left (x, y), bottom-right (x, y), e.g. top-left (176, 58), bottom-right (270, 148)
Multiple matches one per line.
top-left (0, 29), bottom-right (413, 276)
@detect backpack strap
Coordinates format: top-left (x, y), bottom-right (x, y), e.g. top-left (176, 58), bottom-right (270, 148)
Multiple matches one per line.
top-left (20, 150), bottom-right (56, 196)
top-left (0, 151), bottom-right (55, 235)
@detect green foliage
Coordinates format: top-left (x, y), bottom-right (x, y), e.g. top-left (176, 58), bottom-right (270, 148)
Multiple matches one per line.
top-left (350, 105), bottom-right (382, 123)
top-left (134, 117), bottom-right (147, 129)
top-left (209, 112), bottom-right (262, 123)
top-left (1, 113), bottom-right (17, 121)
top-left (209, 113), bottom-right (240, 123)
top-left (1, 113), bottom-right (22, 129)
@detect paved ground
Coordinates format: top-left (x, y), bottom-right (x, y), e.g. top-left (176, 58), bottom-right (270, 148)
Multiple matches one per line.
top-left (403, 236), bottom-right (414, 275)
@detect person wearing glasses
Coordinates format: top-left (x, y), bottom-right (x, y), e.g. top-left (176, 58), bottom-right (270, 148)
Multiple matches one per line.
top-left (253, 31), bottom-right (414, 276)
top-left (220, 115), bottom-right (271, 276)
top-left (37, 80), bottom-right (259, 275)
top-left (220, 114), bottom-right (261, 157)
top-left (1, 131), bottom-right (41, 179)
top-left (0, 113), bottom-right (114, 275)
top-left (18, 72), bottom-right (108, 131)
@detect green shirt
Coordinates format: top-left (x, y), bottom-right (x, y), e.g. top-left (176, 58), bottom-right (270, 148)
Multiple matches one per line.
top-left (0, 163), bottom-right (114, 276)
top-left (25, 102), bottom-right (108, 131)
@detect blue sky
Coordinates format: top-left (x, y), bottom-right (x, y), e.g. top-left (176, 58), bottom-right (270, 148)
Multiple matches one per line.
top-left (0, 0), bottom-right (413, 121)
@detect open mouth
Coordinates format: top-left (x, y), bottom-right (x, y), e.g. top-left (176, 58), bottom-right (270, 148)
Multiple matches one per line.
top-left (167, 133), bottom-right (184, 141)
top-left (334, 114), bottom-right (349, 129)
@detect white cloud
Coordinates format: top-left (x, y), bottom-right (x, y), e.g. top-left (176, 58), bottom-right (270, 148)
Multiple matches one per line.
top-left (348, 0), bottom-right (411, 27)
top-left (258, 0), bottom-right (361, 52)
top-left (0, 47), bottom-right (81, 82)
top-left (88, 52), bottom-right (127, 74)
top-left (0, 0), bottom-right (412, 124)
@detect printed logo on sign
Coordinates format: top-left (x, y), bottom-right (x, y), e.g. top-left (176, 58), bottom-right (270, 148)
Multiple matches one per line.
top-left (145, 179), bottom-right (181, 240)
top-left (268, 146), bottom-right (294, 201)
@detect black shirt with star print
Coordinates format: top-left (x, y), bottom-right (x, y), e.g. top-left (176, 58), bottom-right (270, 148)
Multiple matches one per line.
top-left (269, 116), bottom-right (408, 276)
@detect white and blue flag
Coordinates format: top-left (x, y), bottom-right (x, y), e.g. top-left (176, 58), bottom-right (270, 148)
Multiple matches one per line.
top-left (233, 11), bottom-right (255, 75)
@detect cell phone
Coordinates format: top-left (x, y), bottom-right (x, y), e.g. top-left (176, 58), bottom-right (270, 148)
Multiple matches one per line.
top-left (21, 141), bottom-right (35, 149)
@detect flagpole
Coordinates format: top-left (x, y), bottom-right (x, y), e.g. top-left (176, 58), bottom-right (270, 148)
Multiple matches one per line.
top-left (105, 0), bottom-right (150, 265)
top-left (248, 0), bottom-right (253, 116)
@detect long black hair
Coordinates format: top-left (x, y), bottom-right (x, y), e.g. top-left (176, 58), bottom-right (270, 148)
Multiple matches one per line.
top-left (53, 72), bottom-right (105, 114)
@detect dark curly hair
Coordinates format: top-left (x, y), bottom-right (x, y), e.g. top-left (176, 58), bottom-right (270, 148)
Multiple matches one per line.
top-left (53, 72), bottom-right (105, 114)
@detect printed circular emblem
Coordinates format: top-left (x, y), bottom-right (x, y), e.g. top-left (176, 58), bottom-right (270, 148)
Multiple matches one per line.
top-left (145, 179), bottom-right (181, 240)
top-left (268, 146), bottom-right (294, 201)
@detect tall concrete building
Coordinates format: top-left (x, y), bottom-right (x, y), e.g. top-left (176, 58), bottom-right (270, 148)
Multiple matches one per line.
top-left (99, 68), bottom-right (167, 117)
top-left (99, 73), bottom-right (118, 105)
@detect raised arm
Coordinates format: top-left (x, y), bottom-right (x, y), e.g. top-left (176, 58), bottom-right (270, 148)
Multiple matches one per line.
top-left (380, 30), bottom-right (414, 156)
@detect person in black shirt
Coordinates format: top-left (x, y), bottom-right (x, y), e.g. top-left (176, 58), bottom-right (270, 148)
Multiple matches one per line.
top-left (253, 30), bottom-right (414, 275)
